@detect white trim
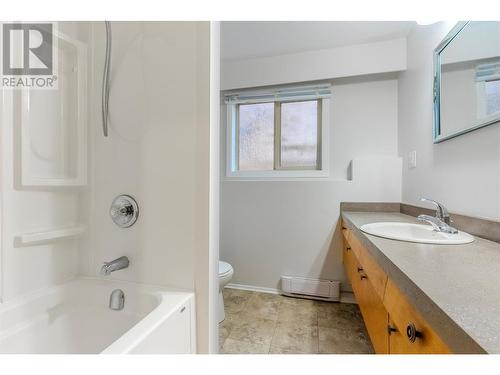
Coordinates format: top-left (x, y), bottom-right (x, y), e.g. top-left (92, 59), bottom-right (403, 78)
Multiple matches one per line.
top-left (225, 104), bottom-right (237, 175)
top-left (340, 291), bottom-right (357, 304)
top-left (226, 283), bottom-right (358, 305)
top-left (225, 97), bottom-right (330, 180)
top-left (226, 283), bottom-right (280, 295)
top-left (208, 21), bottom-right (220, 355)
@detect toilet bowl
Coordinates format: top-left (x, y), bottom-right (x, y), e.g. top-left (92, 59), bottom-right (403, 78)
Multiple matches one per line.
top-left (218, 261), bottom-right (234, 323)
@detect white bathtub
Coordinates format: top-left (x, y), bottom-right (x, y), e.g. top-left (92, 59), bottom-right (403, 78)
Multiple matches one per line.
top-left (0, 278), bottom-right (196, 354)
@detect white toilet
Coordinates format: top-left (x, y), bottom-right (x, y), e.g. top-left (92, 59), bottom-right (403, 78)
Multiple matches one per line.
top-left (218, 260), bottom-right (234, 323)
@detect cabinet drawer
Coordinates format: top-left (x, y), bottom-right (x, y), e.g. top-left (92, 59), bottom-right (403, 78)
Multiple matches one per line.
top-left (384, 279), bottom-right (450, 354)
top-left (344, 228), bottom-right (388, 300)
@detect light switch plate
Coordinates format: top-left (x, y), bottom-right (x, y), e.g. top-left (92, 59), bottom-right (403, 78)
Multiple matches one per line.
top-left (408, 151), bottom-right (417, 169)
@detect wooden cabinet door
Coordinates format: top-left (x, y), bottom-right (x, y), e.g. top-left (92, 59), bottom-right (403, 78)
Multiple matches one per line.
top-left (343, 244), bottom-right (359, 288)
top-left (342, 225), bottom-right (387, 300)
top-left (356, 271), bottom-right (389, 354)
top-left (343, 233), bottom-right (389, 354)
top-left (385, 279), bottom-right (450, 354)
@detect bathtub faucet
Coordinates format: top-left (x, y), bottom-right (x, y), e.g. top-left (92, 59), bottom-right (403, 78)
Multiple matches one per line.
top-left (109, 289), bottom-right (125, 310)
top-left (100, 256), bottom-right (130, 276)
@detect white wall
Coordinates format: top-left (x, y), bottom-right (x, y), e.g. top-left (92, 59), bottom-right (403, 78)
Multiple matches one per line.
top-left (80, 21), bottom-right (212, 351)
top-left (0, 22), bottom-right (88, 302)
top-left (221, 38), bottom-right (407, 90)
top-left (220, 75), bottom-right (401, 291)
top-left (398, 23), bottom-right (500, 220)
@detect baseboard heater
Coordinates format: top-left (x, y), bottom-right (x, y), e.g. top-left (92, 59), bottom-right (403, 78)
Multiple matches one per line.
top-left (281, 276), bottom-right (340, 301)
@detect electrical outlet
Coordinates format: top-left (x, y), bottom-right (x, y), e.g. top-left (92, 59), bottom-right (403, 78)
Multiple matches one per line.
top-left (408, 151), bottom-right (417, 169)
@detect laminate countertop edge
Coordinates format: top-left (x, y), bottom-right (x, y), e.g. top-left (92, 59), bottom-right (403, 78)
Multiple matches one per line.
top-left (341, 212), bottom-right (487, 354)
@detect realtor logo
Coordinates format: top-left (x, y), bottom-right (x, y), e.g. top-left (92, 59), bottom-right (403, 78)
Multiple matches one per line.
top-left (1, 22), bottom-right (58, 89)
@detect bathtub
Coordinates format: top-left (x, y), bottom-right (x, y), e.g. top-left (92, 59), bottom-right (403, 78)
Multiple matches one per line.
top-left (0, 278), bottom-right (196, 354)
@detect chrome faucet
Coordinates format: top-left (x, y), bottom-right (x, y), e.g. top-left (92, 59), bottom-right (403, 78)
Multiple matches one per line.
top-left (417, 198), bottom-right (458, 234)
top-left (100, 256), bottom-right (129, 276)
top-left (417, 214), bottom-right (458, 234)
top-left (419, 198), bottom-right (452, 224)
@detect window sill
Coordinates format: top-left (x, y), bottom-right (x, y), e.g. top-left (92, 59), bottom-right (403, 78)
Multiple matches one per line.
top-left (225, 169), bottom-right (330, 181)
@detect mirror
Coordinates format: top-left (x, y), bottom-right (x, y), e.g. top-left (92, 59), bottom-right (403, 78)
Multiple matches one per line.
top-left (434, 21), bottom-right (500, 143)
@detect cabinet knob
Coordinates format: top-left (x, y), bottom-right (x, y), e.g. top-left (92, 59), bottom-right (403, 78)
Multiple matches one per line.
top-left (346, 246), bottom-right (351, 251)
top-left (406, 323), bottom-right (422, 343)
top-left (357, 267), bottom-right (363, 273)
top-left (360, 274), bottom-right (367, 280)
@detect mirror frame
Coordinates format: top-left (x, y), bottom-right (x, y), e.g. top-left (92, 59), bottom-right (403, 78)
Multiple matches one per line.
top-left (433, 21), bottom-right (500, 143)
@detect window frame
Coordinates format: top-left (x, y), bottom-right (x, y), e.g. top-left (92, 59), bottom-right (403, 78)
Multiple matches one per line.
top-left (226, 97), bottom-right (330, 180)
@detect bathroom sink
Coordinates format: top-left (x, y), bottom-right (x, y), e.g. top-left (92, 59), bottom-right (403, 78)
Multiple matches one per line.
top-left (360, 222), bottom-right (474, 244)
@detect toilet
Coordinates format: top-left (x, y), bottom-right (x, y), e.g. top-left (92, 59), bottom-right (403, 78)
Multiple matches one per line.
top-left (218, 260), bottom-right (234, 323)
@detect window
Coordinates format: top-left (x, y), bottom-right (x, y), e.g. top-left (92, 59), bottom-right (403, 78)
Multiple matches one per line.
top-left (485, 79), bottom-right (500, 115)
top-left (226, 85), bottom-right (330, 178)
top-left (280, 101), bottom-right (319, 169)
top-left (475, 61), bottom-right (500, 119)
top-left (238, 102), bottom-right (275, 171)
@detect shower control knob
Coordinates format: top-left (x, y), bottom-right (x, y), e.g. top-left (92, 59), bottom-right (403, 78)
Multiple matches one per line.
top-left (119, 205), bottom-right (134, 216)
top-left (110, 195), bottom-right (139, 228)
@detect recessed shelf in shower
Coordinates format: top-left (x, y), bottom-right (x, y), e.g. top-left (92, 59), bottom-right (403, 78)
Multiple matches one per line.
top-left (13, 225), bottom-right (87, 248)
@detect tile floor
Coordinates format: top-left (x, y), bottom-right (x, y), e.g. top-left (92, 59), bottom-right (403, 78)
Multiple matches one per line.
top-left (219, 288), bottom-right (374, 354)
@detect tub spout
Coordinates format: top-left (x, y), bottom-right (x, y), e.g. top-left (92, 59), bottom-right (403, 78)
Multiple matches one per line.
top-left (109, 289), bottom-right (125, 311)
top-left (100, 256), bottom-right (129, 276)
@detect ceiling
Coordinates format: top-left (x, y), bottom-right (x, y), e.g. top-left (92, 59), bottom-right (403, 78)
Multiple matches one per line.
top-left (221, 21), bottom-right (415, 61)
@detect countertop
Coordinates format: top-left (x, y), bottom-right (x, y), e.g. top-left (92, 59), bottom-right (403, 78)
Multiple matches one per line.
top-left (342, 211), bottom-right (500, 354)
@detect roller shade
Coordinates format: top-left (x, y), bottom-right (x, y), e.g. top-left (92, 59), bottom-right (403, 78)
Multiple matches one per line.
top-left (475, 61), bottom-right (500, 82)
top-left (224, 84), bottom-right (332, 105)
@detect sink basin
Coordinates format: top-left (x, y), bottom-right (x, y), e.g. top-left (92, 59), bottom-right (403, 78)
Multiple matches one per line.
top-left (360, 222), bottom-right (474, 244)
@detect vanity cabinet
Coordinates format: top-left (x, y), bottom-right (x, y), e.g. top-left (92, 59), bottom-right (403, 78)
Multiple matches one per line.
top-left (342, 223), bottom-right (451, 354)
